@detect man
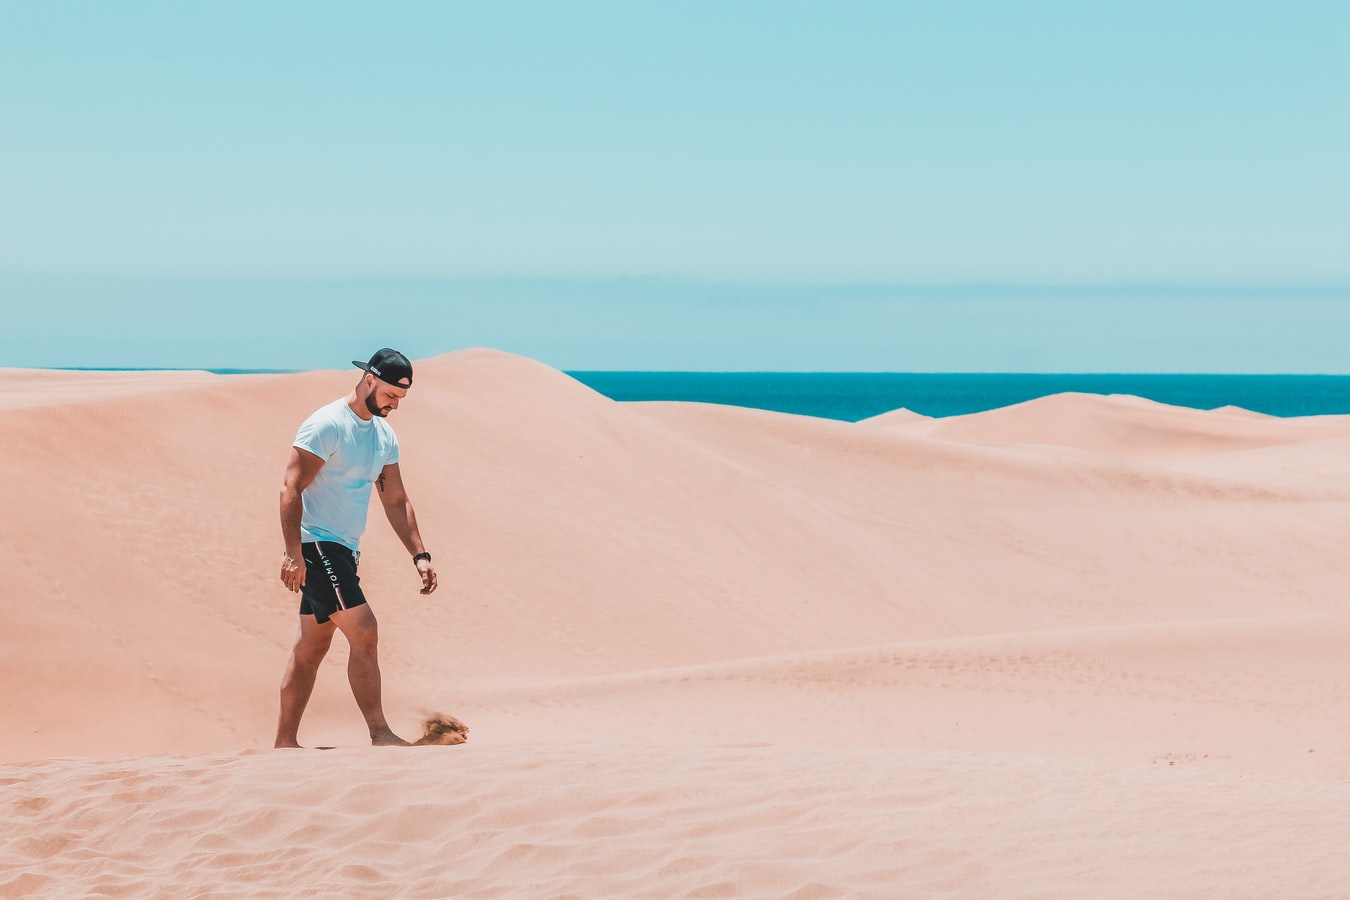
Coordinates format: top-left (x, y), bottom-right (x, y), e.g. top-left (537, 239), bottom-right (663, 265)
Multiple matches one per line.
top-left (274, 348), bottom-right (438, 748)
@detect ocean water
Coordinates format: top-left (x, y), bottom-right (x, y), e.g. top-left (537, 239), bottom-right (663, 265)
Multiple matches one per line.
top-left (568, 373), bottom-right (1350, 421)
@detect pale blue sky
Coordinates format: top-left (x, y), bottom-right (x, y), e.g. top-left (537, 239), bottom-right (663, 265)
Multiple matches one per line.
top-left (2, 2), bottom-right (1347, 371)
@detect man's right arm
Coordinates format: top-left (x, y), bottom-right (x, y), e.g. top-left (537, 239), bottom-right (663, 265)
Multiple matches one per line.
top-left (279, 446), bottom-right (325, 592)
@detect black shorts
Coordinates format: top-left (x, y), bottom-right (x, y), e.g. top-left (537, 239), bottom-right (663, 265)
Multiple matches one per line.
top-left (299, 541), bottom-right (368, 624)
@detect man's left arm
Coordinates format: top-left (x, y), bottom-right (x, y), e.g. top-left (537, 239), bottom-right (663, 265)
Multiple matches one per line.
top-left (377, 463), bottom-right (438, 595)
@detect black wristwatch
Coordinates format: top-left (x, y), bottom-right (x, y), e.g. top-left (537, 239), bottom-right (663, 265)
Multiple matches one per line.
top-left (412, 552), bottom-right (432, 565)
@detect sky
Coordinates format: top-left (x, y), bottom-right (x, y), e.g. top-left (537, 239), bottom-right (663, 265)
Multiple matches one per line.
top-left (2, 1), bottom-right (1347, 372)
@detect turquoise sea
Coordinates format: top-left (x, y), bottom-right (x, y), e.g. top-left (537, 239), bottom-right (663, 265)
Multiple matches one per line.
top-left (567, 373), bottom-right (1350, 422)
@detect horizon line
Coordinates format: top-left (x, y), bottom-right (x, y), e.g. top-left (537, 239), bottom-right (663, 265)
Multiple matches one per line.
top-left (24, 366), bottom-right (1350, 378)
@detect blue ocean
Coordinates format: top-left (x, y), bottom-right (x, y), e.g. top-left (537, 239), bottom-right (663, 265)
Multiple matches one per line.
top-left (567, 373), bottom-right (1350, 421)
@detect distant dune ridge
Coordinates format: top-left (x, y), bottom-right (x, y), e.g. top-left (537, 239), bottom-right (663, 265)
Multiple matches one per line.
top-left (5, 348), bottom-right (1350, 897)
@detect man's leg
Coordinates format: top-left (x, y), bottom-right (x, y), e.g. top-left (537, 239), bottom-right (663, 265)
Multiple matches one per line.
top-left (275, 614), bottom-right (337, 748)
top-left (330, 604), bottom-right (409, 746)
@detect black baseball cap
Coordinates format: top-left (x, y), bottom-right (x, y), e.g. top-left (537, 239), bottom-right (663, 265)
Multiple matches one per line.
top-left (352, 348), bottom-right (413, 388)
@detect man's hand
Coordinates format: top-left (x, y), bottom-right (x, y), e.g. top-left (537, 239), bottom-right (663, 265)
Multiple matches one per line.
top-left (281, 549), bottom-right (306, 592)
top-left (416, 558), bottom-right (439, 595)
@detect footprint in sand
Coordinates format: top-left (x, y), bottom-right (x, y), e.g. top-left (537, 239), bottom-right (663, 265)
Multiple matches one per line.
top-left (413, 713), bottom-right (470, 746)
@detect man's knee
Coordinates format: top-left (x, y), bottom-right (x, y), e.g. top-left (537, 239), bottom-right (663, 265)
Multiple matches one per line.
top-left (292, 623), bottom-right (335, 666)
top-left (335, 606), bottom-right (379, 651)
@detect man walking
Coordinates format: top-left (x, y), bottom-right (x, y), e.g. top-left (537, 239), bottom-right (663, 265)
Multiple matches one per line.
top-left (275, 348), bottom-right (438, 748)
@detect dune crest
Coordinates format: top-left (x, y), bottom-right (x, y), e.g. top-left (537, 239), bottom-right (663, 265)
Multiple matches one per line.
top-left (920, 390), bottom-right (1350, 460)
top-left (858, 406), bottom-right (932, 426)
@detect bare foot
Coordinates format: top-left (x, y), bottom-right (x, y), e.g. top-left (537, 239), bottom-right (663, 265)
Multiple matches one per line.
top-left (371, 730), bottom-right (411, 747)
top-left (274, 740), bottom-right (304, 749)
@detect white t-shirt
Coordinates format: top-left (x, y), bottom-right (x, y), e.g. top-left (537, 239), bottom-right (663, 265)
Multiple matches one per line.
top-left (293, 398), bottom-right (400, 551)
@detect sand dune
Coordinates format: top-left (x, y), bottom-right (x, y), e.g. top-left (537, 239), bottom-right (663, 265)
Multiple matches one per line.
top-left (5, 348), bottom-right (1350, 897)
top-left (910, 391), bottom-right (1350, 461)
top-left (8, 744), bottom-right (1350, 899)
top-left (858, 406), bottom-right (931, 425)
top-left (0, 368), bottom-right (227, 411)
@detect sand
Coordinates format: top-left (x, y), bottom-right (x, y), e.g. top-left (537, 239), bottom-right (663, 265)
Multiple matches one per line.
top-left (4, 349), bottom-right (1350, 897)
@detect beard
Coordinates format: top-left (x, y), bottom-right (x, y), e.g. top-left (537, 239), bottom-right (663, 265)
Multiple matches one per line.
top-left (364, 392), bottom-right (391, 417)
